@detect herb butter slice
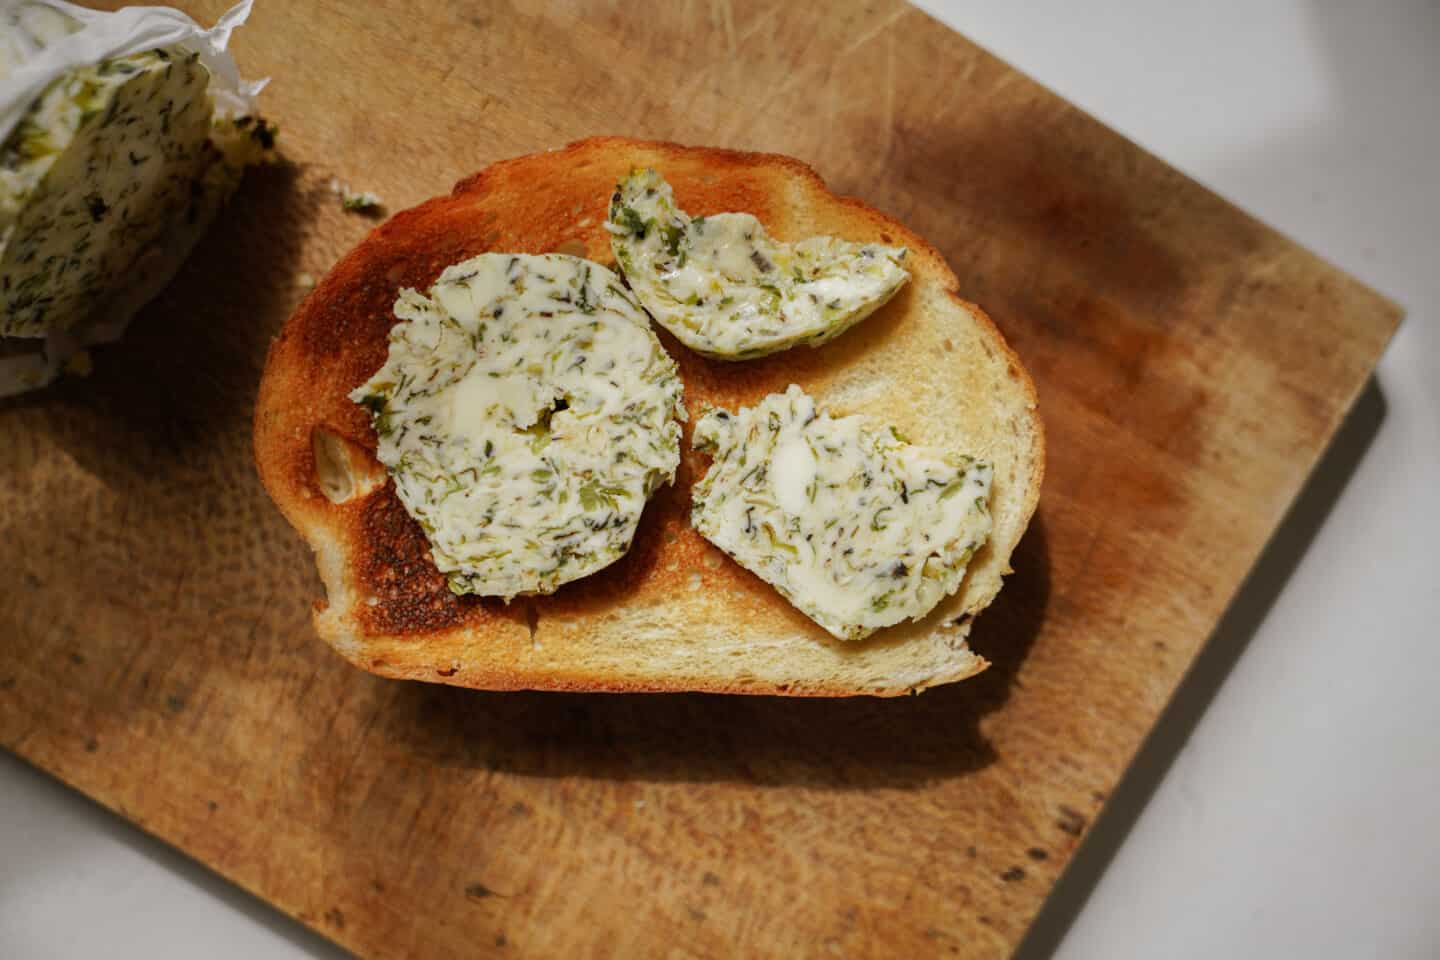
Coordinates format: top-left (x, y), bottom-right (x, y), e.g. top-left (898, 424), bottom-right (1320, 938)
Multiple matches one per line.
top-left (691, 385), bottom-right (992, 640)
top-left (606, 169), bottom-right (909, 360)
top-left (351, 254), bottom-right (686, 600)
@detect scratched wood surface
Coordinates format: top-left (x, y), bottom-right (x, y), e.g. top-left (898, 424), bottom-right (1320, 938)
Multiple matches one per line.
top-left (0, 2), bottom-right (1399, 957)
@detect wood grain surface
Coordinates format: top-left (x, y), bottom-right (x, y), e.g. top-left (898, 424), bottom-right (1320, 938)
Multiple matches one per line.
top-left (0, 2), bottom-right (1399, 957)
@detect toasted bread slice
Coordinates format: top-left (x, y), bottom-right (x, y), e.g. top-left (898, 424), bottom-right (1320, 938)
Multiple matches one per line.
top-left (253, 137), bottom-right (1044, 696)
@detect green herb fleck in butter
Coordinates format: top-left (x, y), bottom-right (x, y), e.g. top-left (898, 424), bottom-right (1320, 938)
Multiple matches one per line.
top-left (691, 385), bottom-right (992, 640)
top-left (351, 253), bottom-right (687, 600)
top-left (606, 168), bottom-right (909, 360)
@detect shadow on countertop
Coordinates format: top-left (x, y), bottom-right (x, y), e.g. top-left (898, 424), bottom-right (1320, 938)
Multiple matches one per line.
top-left (0, 749), bottom-right (353, 959)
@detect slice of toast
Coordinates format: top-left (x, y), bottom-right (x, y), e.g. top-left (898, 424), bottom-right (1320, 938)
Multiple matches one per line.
top-left (253, 137), bottom-right (1044, 696)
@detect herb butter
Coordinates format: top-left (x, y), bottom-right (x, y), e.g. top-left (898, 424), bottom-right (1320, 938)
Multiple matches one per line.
top-left (606, 168), bottom-right (909, 360)
top-left (691, 385), bottom-right (992, 640)
top-left (3, 48), bottom-right (207, 336)
top-left (0, 43), bottom-right (273, 393)
top-left (351, 253), bottom-right (686, 600)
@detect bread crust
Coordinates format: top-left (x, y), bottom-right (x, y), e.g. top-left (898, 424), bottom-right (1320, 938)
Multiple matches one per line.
top-left (254, 137), bottom-right (1044, 696)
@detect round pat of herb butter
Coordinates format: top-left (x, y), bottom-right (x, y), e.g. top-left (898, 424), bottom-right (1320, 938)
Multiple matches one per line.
top-left (351, 253), bottom-right (686, 600)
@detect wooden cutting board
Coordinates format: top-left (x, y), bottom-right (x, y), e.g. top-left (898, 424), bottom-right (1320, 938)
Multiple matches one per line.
top-left (0, 2), bottom-right (1399, 957)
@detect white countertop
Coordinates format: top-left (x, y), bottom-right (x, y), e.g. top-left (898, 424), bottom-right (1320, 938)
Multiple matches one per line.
top-left (3, 2), bottom-right (1438, 957)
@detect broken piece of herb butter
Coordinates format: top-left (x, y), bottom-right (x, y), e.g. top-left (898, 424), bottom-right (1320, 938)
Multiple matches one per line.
top-left (691, 385), bottom-right (992, 640)
top-left (607, 168), bottom-right (909, 360)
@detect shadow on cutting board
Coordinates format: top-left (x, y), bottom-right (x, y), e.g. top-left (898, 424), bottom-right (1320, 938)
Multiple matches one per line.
top-left (1014, 377), bottom-right (1386, 958)
top-left (378, 514), bottom-right (1051, 790)
top-left (0, 159), bottom-right (312, 501)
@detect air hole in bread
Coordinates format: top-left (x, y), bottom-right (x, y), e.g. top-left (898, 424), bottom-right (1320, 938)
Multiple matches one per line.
top-left (312, 426), bottom-right (386, 504)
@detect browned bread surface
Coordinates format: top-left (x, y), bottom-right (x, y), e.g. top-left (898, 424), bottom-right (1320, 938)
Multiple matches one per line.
top-left (253, 136), bottom-right (1043, 696)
